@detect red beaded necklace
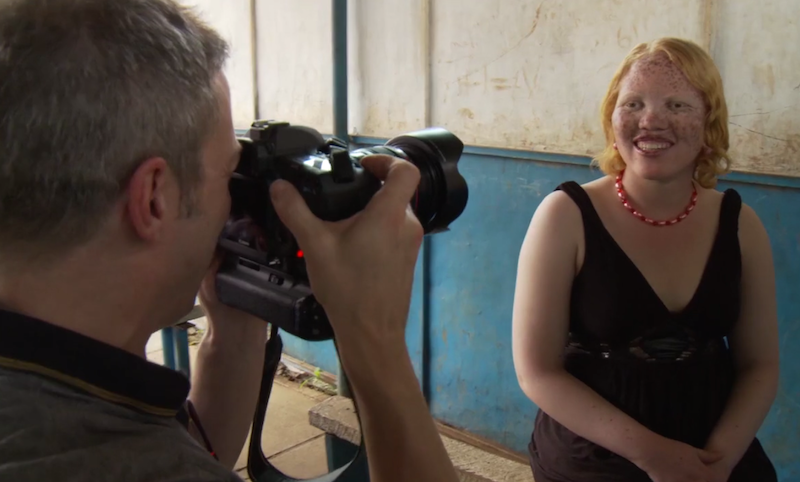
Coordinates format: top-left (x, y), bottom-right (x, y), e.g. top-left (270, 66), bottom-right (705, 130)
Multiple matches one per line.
top-left (614, 170), bottom-right (698, 227)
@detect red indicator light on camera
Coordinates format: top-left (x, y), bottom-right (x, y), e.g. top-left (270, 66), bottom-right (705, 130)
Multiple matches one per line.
top-left (296, 250), bottom-right (304, 258)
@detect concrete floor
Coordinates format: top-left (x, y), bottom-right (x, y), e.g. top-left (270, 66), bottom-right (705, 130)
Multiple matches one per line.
top-left (146, 319), bottom-right (329, 481)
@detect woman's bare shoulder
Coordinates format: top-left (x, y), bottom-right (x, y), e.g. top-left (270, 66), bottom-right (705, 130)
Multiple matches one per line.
top-left (529, 185), bottom-right (583, 231)
top-left (520, 184), bottom-right (587, 266)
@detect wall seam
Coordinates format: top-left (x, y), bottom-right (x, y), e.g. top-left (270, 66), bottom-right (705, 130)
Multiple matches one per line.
top-left (249, 0), bottom-right (259, 119)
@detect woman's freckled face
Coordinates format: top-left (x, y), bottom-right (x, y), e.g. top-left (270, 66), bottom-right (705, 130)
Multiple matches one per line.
top-left (612, 54), bottom-right (708, 180)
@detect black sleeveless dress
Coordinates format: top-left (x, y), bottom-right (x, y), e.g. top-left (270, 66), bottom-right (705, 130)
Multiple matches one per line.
top-left (528, 182), bottom-right (777, 482)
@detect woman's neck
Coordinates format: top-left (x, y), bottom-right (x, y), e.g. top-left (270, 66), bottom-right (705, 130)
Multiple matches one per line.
top-left (617, 170), bottom-right (697, 221)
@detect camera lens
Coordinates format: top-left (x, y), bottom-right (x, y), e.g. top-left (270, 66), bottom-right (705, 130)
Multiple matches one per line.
top-left (384, 128), bottom-right (468, 233)
top-left (350, 128), bottom-right (468, 234)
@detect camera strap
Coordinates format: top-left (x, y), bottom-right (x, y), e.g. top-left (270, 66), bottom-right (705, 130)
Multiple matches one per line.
top-left (247, 324), bottom-right (367, 482)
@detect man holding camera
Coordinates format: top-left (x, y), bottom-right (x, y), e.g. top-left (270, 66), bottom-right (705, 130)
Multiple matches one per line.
top-left (0, 1), bottom-right (459, 481)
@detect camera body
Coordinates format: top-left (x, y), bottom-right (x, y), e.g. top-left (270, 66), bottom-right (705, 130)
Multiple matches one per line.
top-left (215, 120), bottom-right (468, 341)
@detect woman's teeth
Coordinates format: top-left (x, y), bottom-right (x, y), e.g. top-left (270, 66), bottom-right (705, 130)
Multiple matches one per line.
top-left (636, 141), bottom-right (671, 151)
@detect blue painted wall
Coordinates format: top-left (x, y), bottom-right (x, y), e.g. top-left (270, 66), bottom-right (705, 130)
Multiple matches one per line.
top-left (279, 143), bottom-right (800, 481)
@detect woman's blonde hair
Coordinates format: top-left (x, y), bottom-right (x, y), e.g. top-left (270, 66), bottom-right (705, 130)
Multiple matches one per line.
top-left (593, 37), bottom-right (731, 188)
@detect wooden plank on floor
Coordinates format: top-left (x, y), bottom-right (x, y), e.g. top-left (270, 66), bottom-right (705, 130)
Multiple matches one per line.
top-left (435, 421), bottom-right (529, 465)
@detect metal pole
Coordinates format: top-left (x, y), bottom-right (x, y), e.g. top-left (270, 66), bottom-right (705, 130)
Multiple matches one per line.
top-left (332, 0), bottom-right (349, 145)
top-left (331, 0), bottom-right (352, 399)
top-left (174, 327), bottom-right (191, 378)
top-left (421, 238), bottom-right (431, 404)
top-left (161, 328), bottom-right (176, 369)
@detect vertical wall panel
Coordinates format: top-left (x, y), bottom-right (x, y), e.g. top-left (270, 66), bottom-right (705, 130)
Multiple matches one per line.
top-left (346, 0), bottom-right (429, 138)
top-left (255, 0), bottom-right (334, 134)
top-left (183, 0), bottom-right (256, 129)
top-left (713, 0), bottom-right (800, 176)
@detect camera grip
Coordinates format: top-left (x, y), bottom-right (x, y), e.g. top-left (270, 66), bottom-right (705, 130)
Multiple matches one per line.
top-left (215, 253), bottom-right (334, 341)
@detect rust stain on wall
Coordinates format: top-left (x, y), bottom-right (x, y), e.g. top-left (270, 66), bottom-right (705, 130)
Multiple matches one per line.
top-left (616, 27), bottom-right (632, 49)
top-left (753, 64), bottom-right (777, 97)
top-left (702, 0), bottom-right (718, 54)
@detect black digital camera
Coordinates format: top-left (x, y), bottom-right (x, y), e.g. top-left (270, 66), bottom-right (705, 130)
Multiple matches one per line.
top-left (215, 120), bottom-right (468, 341)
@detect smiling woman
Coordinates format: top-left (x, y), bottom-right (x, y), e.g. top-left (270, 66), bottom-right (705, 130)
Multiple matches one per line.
top-left (511, 37), bottom-right (780, 482)
top-left (595, 38), bottom-right (733, 191)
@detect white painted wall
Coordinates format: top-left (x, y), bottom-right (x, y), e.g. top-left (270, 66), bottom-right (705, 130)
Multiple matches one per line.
top-left (255, 0), bottom-right (335, 133)
top-left (186, 0), bottom-right (800, 177)
top-left (713, 0), bottom-right (800, 175)
top-left (181, 0), bottom-right (256, 130)
top-left (429, 0), bottom-right (708, 156)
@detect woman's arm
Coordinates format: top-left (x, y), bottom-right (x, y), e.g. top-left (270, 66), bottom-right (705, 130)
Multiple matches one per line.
top-left (703, 203), bottom-right (780, 471)
top-left (511, 191), bottom-right (661, 465)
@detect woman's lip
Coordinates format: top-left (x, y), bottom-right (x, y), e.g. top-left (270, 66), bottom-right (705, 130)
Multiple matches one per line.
top-left (633, 136), bottom-right (674, 144)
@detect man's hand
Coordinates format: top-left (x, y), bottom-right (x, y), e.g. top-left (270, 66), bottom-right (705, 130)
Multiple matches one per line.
top-left (187, 256), bottom-right (269, 470)
top-left (270, 154), bottom-right (459, 482)
top-left (269, 154), bottom-right (424, 354)
top-left (197, 255), bottom-right (267, 333)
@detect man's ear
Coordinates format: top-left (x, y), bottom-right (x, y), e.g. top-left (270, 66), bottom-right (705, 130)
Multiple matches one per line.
top-left (126, 157), bottom-right (174, 242)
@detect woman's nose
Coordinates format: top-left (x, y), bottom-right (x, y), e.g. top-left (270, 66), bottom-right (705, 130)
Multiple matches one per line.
top-left (639, 105), bottom-right (669, 130)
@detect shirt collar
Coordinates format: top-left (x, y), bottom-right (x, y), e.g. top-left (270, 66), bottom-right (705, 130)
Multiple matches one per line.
top-left (0, 308), bottom-right (189, 417)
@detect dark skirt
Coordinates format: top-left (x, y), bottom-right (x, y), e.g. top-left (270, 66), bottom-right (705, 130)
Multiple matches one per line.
top-left (527, 350), bottom-right (778, 482)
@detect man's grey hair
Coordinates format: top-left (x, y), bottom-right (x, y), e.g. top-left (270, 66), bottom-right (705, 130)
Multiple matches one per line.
top-left (0, 0), bottom-right (230, 261)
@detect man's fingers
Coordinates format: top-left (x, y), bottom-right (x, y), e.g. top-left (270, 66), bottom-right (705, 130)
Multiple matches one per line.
top-left (270, 179), bottom-right (322, 246)
top-left (360, 155), bottom-right (421, 212)
top-left (270, 156), bottom-right (418, 245)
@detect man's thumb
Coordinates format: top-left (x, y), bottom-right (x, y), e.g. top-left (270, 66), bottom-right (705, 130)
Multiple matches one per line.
top-left (270, 179), bottom-right (319, 244)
